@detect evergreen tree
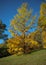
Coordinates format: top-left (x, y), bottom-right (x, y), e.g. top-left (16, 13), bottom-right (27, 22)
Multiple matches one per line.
top-left (0, 20), bottom-right (8, 40)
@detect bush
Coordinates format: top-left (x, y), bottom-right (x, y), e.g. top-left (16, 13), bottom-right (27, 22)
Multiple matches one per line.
top-left (0, 47), bottom-right (10, 58)
top-left (6, 37), bottom-right (40, 55)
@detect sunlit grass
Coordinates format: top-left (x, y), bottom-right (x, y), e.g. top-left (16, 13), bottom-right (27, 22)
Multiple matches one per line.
top-left (0, 49), bottom-right (46, 65)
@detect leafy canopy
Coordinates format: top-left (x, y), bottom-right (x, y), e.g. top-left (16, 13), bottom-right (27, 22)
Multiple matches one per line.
top-left (10, 3), bottom-right (36, 36)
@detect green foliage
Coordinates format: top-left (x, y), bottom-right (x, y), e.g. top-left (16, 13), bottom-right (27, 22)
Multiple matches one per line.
top-left (0, 20), bottom-right (8, 57)
top-left (0, 20), bottom-right (8, 40)
top-left (0, 20), bottom-right (6, 33)
top-left (0, 43), bottom-right (10, 58)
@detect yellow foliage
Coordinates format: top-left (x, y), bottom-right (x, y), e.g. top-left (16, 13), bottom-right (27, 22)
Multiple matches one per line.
top-left (25, 38), bottom-right (39, 48)
top-left (43, 40), bottom-right (46, 48)
top-left (9, 3), bottom-right (36, 37)
top-left (14, 48), bottom-right (18, 51)
top-left (38, 3), bottom-right (46, 30)
top-left (40, 3), bottom-right (46, 16)
top-left (6, 35), bottom-right (40, 54)
top-left (42, 31), bottom-right (46, 48)
top-left (17, 52), bottom-right (24, 55)
top-left (18, 48), bottom-right (23, 51)
top-left (6, 36), bottom-right (24, 54)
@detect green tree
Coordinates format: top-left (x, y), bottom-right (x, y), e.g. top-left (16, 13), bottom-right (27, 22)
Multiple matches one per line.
top-left (0, 20), bottom-right (8, 40)
top-left (0, 20), bottom-right (9, 57)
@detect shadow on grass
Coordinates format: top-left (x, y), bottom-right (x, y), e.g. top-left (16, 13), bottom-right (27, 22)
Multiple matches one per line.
top-left (31, 48), bottom-right (46, 54)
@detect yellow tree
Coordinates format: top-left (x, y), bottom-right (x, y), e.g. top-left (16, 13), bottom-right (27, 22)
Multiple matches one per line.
top-left (9, 3), bottom-right (36, 53)
top-left (38, 3), bottom-right (46, 48)
top-left (38, 3), bottom-right (46, 30)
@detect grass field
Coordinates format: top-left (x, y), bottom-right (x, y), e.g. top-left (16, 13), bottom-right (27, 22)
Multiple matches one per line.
top-left (0, 49), bottom-right (46, 65)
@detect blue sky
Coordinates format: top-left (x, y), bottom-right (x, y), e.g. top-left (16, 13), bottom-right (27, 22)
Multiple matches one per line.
top-left (0, 0), bottom-right (45, 43)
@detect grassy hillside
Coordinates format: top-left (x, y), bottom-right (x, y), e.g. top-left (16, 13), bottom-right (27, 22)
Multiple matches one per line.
top-left (0, 49), bottom-right (46, 65)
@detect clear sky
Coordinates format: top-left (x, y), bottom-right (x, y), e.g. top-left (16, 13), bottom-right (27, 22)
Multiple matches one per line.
top-left (0, 0), bottom-right (45, 43)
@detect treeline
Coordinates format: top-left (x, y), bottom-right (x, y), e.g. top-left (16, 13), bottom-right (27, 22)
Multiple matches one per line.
top-left (0, 2), bottom-right (46, 58)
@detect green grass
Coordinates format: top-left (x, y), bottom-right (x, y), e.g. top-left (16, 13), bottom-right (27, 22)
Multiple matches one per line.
top-left (0, 49), bottom-right (46, 65)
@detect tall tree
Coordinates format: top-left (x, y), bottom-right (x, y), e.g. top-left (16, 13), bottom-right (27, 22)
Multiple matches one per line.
top-left (9, 3), bottom-right (36, 53)
top-left (37, 3), bottom-right (46, 47)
